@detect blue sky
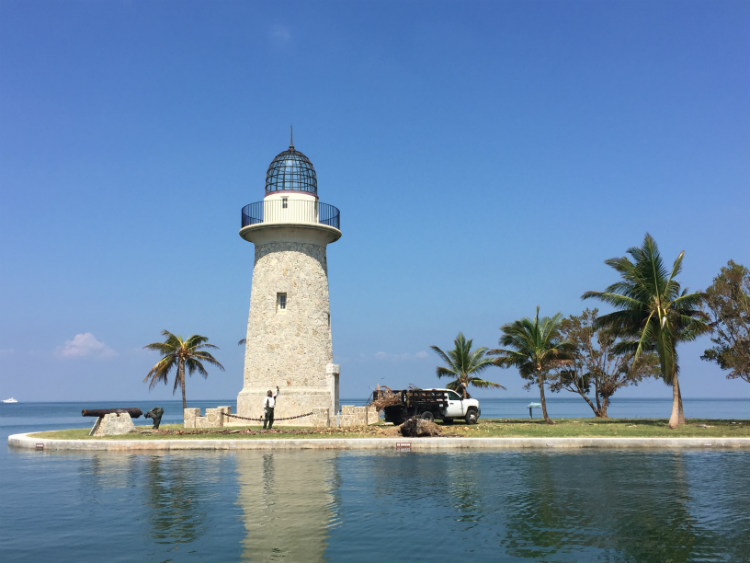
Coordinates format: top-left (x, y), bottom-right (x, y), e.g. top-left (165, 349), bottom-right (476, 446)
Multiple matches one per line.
top-left (1, 0), bottom-right (748, 406)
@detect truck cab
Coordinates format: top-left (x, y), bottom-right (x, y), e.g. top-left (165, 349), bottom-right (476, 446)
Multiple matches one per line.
top-left (442, 389), bottom-right (472, 419)
top-left (427, 388), bottom-right (481, 424)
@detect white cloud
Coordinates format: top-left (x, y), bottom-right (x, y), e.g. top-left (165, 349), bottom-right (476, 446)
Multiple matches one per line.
top-left (373, 350), bottom-right (429, 361)
top-left (56, 333), bottom-right (117, 359)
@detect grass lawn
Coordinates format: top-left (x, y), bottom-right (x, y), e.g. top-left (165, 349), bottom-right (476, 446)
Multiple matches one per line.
top-left (30, 418), bottom-right (750, 440)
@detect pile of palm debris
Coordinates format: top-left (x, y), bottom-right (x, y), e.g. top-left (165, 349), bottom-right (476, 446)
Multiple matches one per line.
top-left (369, 386), bottom-right (402, 411)
top-left (399, 416), bottom-right (443, 437)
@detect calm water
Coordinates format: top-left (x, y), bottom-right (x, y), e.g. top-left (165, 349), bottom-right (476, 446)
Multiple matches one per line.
top-left (2, 400), bottom-right (749, 563)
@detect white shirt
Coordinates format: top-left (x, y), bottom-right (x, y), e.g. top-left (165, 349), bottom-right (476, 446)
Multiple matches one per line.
top-left (264, 396), bottom-right (276, 409)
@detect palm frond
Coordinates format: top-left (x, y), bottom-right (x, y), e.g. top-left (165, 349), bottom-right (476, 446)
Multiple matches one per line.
top-left (143, 330), bottom-right (224, 407)
top-left (584, 234), bottom-right (711, 389)
top-left (432, 332), bottom-right (502, 392)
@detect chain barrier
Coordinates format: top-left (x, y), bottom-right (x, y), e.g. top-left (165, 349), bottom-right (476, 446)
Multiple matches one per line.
top-left (225, 411), bottom-right (314, 423)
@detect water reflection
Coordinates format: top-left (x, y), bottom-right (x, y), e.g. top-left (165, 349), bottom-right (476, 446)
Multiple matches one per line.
top-left (73, 451), bottom-right (242, 561)
top-left (610, 453), bottom-right (700, 562)
top-left (445, 455), bottom-right (485, 526)
top-left (501, 453), bottom-right (597, 559)
top-left (144, 455), bottom-right (208, 545)
top-left (80, 452), bottom-right (140, 491)
top-left (235, 451), bottom-right (337, 562)
top-left (7, 448), bottom-right (746, 562)
top-left (499, 451), bottom-right (716, 562)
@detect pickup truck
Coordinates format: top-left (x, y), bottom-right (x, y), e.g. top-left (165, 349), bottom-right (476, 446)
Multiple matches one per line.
top-left (372, 388), bottom-right (481, 425)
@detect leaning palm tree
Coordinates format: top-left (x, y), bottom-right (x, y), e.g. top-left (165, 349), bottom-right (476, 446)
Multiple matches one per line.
top-left (144, 330), bottom-right (225, 411)
top-left (491, 307), bottom-right (573, 424)
top-left (430, 333), bottom-right (504, 398)
top-left (582, 233), bottom-right (710, 428)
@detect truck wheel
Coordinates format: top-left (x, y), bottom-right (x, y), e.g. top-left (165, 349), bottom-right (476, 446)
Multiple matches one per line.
top-left (465, 408), bottom-right (478, 424)
top-left (420, 411), bottom-right (434, 422)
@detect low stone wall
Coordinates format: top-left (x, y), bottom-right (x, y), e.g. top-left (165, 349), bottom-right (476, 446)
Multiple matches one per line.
top-left (337, 405), bottom-right (379, 427)
top-left (307, 408), bottom-right (331, 427)
top-left (184, 406), bottom-right (232, 429)
top-left (10, 434), bottom-right (750, 452)
top-left (187, 405), bottom-right (378, 428)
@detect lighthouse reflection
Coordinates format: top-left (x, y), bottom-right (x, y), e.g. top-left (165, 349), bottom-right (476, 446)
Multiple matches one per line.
top-left (235, 450), bottom-right (338, 562)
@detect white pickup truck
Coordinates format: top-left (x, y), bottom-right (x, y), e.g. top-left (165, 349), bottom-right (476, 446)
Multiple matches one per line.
top-left (374, 388), bottom-right (482, 425)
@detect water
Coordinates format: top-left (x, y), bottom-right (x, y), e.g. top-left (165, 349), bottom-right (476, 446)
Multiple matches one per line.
top-left (2, 400), bottom-right (749, 562)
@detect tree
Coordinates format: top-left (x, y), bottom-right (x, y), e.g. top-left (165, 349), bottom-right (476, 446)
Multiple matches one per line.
top-left (144, 330), bottom-right (225, 411)
top-left (430, 332), bottom-right (504, 398)
top-left (491, 307), bottom-right (574, 424)
top-left (550, 308), bottom-right (658, 417)
top-left (701, 260), bottom-right (750, 383)
top-left (582, 233), bottom-right (710, 428)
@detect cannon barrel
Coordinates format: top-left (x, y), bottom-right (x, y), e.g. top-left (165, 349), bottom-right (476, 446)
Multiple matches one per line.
top-left (82, 408), bottom-right (143, 419)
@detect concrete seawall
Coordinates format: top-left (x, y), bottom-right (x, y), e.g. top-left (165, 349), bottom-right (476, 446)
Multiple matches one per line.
top-left (8, 433), bottom-right (750, 452)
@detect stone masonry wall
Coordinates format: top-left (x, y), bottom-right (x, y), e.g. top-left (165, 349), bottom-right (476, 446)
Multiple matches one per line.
top-left (184, 406), bottom-right (232, 429)
top-left (337, 405), bottom-right (380, 427)
top-left (185, 405), bottom-right (377, 428)
top-left (237, 239), bottom-right (337, 425)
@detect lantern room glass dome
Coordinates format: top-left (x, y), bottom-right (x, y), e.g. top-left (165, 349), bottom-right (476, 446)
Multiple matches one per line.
top-left (265, 145), bottom-right (317, 195)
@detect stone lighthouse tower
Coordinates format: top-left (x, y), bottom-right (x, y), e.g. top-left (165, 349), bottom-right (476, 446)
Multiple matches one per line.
top-left (236, 138), bottom-right (341, 426)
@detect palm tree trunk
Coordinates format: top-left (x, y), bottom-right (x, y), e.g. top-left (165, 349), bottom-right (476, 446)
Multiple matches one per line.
top-left (538, 370), bottom-right (554, 424)
top-left (179, 362), bottom-right (187, 412)
top-left (677, 378), bottom-right (685, 425)
top-left (668, 370), bottom-right (682, 429)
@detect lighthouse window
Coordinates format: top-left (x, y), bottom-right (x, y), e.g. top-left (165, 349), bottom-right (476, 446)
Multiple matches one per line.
top-left (282, 197), bottom-right (288, 209)
top-left (277, 293), bottom-right (287, 311)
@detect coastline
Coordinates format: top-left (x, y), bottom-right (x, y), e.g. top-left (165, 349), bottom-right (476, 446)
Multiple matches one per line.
top-left (9, 432), bottom-right (750, 452)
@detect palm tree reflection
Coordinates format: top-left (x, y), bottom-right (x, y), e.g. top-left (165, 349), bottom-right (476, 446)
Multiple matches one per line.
top-left (145, 455), bottom-right (206, 545)
top-left (501, 451), bottom-right (705, 562)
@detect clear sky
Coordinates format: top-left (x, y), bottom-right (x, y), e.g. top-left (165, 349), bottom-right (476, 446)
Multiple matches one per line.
top-left (1, 0), bottom-right (748, 406)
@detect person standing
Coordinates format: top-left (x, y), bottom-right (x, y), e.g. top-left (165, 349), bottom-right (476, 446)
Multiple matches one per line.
top-left (263, 386), bottom-right (280, 429)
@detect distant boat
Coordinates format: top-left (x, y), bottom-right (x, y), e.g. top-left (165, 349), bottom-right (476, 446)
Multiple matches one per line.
top-left (2, 397), bottom-right (18, 404)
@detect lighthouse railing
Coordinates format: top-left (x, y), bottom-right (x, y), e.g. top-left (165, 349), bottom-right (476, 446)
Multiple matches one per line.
top-left (242, 201), bottom-right (340, 230)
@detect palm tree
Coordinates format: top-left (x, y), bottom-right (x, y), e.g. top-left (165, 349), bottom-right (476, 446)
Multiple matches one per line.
top-left (582, 233), bottom-right (710, 428)
top-left (430, 333), bottom-right (504, 398)
top-left (491, 307), bottom-right (573, 424)
top-left (144, 330), bottom-right (225, 411)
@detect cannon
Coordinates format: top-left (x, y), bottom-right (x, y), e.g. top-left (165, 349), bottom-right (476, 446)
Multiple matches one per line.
top-left (144, 407), bottom-right (164, 429)
top-left (82, 408), bottom-right (143, 419)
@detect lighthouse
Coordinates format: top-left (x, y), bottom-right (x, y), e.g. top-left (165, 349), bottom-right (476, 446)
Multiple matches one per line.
top-left (236, 138), bottom-right (341, 426)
